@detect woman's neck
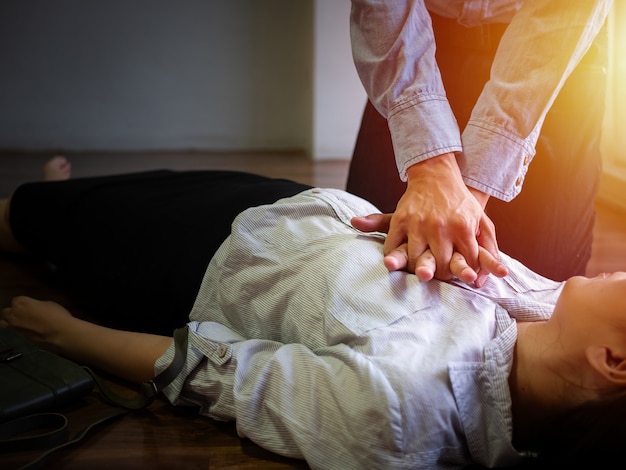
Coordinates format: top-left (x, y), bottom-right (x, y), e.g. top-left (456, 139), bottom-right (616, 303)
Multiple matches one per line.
top-left (509, 321), bottom-right (570, 447)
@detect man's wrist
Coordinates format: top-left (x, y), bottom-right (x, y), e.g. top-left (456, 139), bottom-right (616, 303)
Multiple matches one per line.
top-left (406, 152), bottom-right (460, 182)
top-left (468, 187), bottom-right (490, 210)
top-left (406, 153), bottom-right (490, 209)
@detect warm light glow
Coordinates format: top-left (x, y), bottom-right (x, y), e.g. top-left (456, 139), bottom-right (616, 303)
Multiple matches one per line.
top-left (603, 3), bottom-right (626, 168)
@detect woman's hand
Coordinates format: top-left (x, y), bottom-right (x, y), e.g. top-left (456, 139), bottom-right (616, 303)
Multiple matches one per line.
top-left (0, 296), bottom-right (75, 353)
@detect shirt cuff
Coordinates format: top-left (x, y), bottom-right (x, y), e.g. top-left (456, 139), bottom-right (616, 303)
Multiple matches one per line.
top-left (154, 321), bottom-right (243, 411)
top-left (459, 119), bottom-right (537, 201)
top-left (387, 92), bottom-right (462, 181)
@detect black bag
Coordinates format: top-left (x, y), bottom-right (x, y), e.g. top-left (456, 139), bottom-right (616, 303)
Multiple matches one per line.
top-left (0, 326), bottom-right (189, 468)
top-left (0, 328), bottom-right (93, 422)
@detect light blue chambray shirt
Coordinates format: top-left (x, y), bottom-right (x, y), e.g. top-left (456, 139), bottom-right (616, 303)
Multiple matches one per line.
top-left (156, 188), bottom-right (563, 469)
top-left (350, 0), bottom-right (612, 201)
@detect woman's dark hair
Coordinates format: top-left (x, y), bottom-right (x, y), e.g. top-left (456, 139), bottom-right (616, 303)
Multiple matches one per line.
top-left (523, 390), bottom-right (626, 469)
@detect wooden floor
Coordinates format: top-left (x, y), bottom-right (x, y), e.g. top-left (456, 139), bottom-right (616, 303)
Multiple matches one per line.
top-left (1, 151), bottom-right (626, 469)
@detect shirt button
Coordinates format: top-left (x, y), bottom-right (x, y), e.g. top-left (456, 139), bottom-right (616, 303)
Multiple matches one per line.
top-left (217, 345), bottom-right (228, 358)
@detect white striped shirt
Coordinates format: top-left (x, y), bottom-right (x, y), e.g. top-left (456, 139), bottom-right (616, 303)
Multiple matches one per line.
top-left (156, 188), bottom-right (563, 469)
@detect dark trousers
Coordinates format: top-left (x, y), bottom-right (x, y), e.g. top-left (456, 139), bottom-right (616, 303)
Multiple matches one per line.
top-left (10, 170), bottom-right (311, 334)
top-left (346, 14), bottom-right (607, 281)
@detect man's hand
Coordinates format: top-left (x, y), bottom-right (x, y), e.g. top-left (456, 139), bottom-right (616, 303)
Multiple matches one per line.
top-left (351, 153), bottom-right (508, 286)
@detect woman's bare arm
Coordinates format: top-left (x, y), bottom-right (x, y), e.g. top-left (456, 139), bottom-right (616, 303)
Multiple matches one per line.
top-left (1, 296), bottom-right (173, 384)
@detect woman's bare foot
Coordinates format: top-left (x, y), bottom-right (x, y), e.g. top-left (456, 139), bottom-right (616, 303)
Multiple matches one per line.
top-left (43, 155), bottom-right (72, 181)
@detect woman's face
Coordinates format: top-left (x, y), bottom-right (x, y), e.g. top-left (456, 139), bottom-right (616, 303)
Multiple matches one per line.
top-left (553, 272), bottom-right (626, 337)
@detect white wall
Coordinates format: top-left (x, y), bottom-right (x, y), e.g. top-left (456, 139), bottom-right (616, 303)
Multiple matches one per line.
top-left (312, 0), bottom-right (366, 159)
top-left (0, 0), bottom-right (365, 159)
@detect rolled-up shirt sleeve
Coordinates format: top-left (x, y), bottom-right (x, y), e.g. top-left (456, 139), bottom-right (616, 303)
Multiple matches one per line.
top-left (460, 0), bottom-right (612, 201)
top-left (350, 0), bottom-right (462, 181)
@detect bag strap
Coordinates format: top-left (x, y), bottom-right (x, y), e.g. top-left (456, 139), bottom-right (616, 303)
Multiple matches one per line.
top-left (0, 326), bottom-right (189, 469)
top-left (0, 409), bottom-right (128, 469)
top-left (0, 413), bottom-right (69, 452)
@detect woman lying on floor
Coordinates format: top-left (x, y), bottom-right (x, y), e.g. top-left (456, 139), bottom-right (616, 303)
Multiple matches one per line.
top-left (1, 157), bottom-right (625, 469)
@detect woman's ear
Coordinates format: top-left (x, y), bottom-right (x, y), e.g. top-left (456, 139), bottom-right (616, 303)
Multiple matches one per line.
top-left (586, 346), bottom-right (626, 386)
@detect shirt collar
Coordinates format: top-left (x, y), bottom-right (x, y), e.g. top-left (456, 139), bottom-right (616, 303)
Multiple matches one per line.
top-left (448, 308), bottom-right (523, 468)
